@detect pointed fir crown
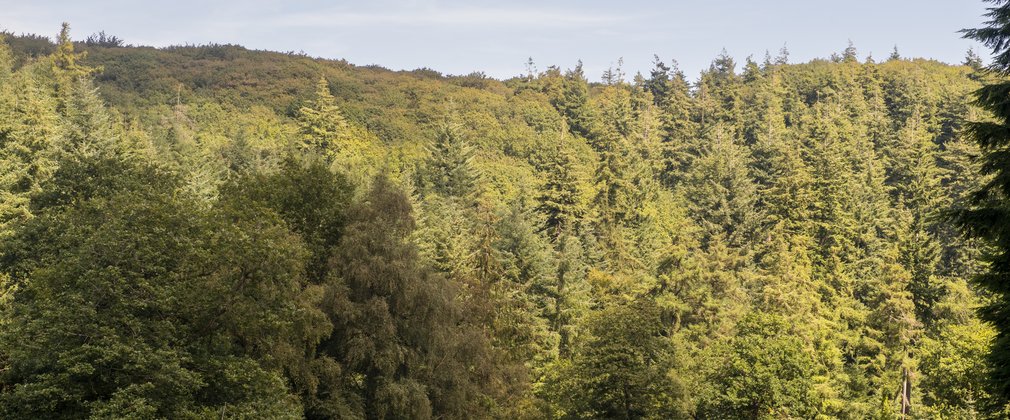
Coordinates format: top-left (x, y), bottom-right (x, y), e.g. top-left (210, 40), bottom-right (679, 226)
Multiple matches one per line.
top-left (296, 76), bottom-right (350, 158)
top-left (425, 114), bottom-right (479, 199)
top-left (52, 23), bottom-right (100, 79)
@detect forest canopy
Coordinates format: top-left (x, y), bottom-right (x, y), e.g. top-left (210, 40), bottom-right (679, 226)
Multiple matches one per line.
top-left (0, 19), bottom-right (1005, 419)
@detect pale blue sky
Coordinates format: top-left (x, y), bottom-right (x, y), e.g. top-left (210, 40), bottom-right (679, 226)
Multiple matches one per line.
top-left (0, 0), bottom-right (990, 81)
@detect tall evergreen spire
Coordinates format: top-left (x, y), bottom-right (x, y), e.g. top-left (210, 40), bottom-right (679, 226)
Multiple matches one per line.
top-left (957, 0), bottom-right (1010, 402)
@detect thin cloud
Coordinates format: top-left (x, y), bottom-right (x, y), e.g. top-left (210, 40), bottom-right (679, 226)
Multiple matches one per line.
top-left (267, 7), bottom-right (634, 28)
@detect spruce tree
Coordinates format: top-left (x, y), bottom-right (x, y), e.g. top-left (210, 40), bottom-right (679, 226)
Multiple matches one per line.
top-left (537, 146), bottom-right (585, 241)
top-left (681, 125), bottom-right (764, 251)
top-left (696, 50), bottom-right (742, 132)
top-left (589, 90), bottom-right (635, 271)
top-left (61, 78), bottom-right (118, 159)
top-left (655, 60), bottom-right (698, 186)
top-left (424, 118), bottom-right (479, 200)
top-left (958, 0), bottom-right (1010, 402)
top-left (889, 45), bottom-right (902, 61)
top-left (555, 61), bottom-right (594, 138)
top-left (297, 77), bottom-right (350, 161)
top-left (51, 23), bottom-right (97, 81)
top-left (644, 55), bottom-right (672, 106)
top-left (0, 64), bottom-right (63, 237)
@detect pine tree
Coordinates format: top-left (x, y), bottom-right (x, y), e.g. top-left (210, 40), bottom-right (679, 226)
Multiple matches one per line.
top-left (749, 72), bottom-right (815, 234)
top-left (600, 57), bottom-right (625, 86)
top-left (696, 50), bottom-right (742, 132)
top-left (554, 62), bottom-right (594, 138)
top-left (957, 0), bottom-right (1010, 401)
top-left (886, 112), bottom-right (946, 322)
top-left (491, 199), bottom-right (558, 372)
top-left (644, 55), bottom-right (672, 106)
top-left (537, 146), bottom-right (585, 241)
top-left (0, 34), bottom-right (11, 83)
top-left (741, 56), bottom-right (762, 83)
top-left (940, 135), bottom-right (987, 281)
top-left (842, 40), bottom-right (859, 63)
top-left (775, 44), bottom-right (790, 65)
top-left (681, 125), bottom-right (764, 250)
top-left (61, 78), bottom-right (119, 159)
top-left (297, 77), bottom-right (350, 161)
top-left (655, 60), bottom-right (699, 186)
top-left (589, 89), bottom-right (635, 270)
top-left (964, 47), bottom-right (984, 70)
top-left (424, 118), bottom-right (479, 200)
top-left (551, 232), bottom-right (590, 358)
top-left (889, 45), bottom-right (902, 61)
top-left (51, 23), bottom-right (97, 81)
top-left (0, 64), bottom-right (63, 237)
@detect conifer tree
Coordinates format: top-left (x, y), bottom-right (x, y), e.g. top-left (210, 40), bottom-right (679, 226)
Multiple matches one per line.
top-left (61, 78), bottom-right (118, 159)
top-left (885, 112), bottom-right (946, 322)
top-left (547, 300), bottom-right (687, 419)
top-left (590, 90), bottom-right (635, 270)
top-left (696, 50), bottom-right (742, 132)
top-left (940, 135), bottom-right (987, 281)
top-left (644, 55), bottom-right (672, 106)
top-left (555, 61), bottom-right (594, 138)
top-left (775, 44), bottom-right (790, 65)
top-left (537, 146), bottom-right (585, 241)
top-left (0, 20), bottom-right (996, 417)
top-left (550, 232), bottom-right (590, 358)
top-left (842, 41), bottom-right (859, 63)
top-left (958, 0), bottom-right (1010, 402)
top-left (297, 77), bottom-right (350, 161)
top-left (964, 47), bottom-right (985, 70)
top-left (0, 34), bottom-right (11, 82)
top-left (681, 125), bottom-right (764, 250)
top-left (424, 118), bottom-right (479, 200)
top-left (51, 23), bottom-right (97, 81)
top-left (889, 45), bottom-right (902, 61)
top-left (654, 60), bottom-right (699, 186)
top-left (0, 64), bottom-right (62, 237)
top-left (491, 199), bottom-right (558, 374)
top-left (749, 73), bottom-right (815, 235)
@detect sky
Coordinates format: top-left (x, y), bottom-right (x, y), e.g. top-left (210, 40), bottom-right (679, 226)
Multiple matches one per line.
top-left (0, 0), bottom-right (991, 81)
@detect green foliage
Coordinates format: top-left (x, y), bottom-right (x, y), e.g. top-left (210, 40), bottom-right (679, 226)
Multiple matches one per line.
top-left (546, 299), bottom-right (689, 419)
top-left (220, 157), bottom-right (353, 284)
top-left (958, 0), bottom-right (1010, 408)
top-left (0, 62), bottom-right (62, 237)
top-left (538, 146), bottom-right (586, 240)
top-left (0, 156), bottom-right (315, 419)
top-left (696, 314), bottom-right (818, 419)
top-left (681, 125), bottom-right (764, 250)
top-left (920, 320), bottom-right (997, 417)
top-left (421, 118), bottom-right (479, 199)
top-left (324, 175), bottom-right (505, 419)
top-left (555, 62), bottom-right (594, 138)
top-left (0, 22), bottom-right (996, 418)
top-left (297, 77), bottom-right (350, 161)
